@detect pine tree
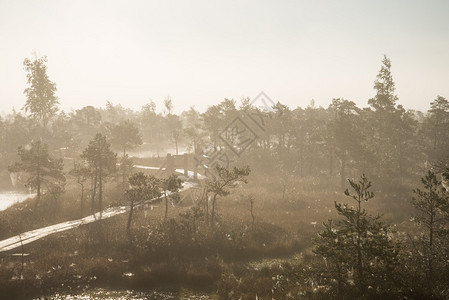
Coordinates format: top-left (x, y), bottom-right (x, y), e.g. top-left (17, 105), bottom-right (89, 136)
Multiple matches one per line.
top-left (314, 175), bottom-right (400, 298)
top-left (411, 171), bottom-right (449, 293)
top-left (109, 120), bottom-right (142, 157)
top-left (367, 55), bottom-right (417, 180)
top-left (162, 174), bottom-right (182, 221)
top-left (9, 140), bottom-right (65, 205)
top-left (81, 133), bottom-right (117, 218)
top-left (368, 55), bottom-right (398, 112)
top-left (328, 98), bottom-right (364, 189)
top-left (69, 160), bottom-right (91, 215)
top-left (205, 165), bottom-right (250, 226)
top-left (125, 172), bottom-right (160, 234)
top-left (425, 96), bottom-right (449, 168)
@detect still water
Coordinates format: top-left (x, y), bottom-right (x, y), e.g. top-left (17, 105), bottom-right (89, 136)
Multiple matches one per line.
top-left (40, 288), bottom-right (212, 299)
top-left (0, 191), bottom-right (35, 211)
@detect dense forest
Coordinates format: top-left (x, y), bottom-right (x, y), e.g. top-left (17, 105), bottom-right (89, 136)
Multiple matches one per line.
top-left (0, 54), bottom-right (449, 299)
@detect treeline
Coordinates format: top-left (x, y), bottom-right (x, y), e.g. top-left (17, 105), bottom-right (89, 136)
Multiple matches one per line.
top-left (1, 55), bottom-right (448, 190)
top-left (1, 54), bottom-right (449, 299)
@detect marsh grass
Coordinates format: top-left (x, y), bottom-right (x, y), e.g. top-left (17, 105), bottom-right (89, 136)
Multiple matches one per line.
top-left (0, 173), bottom-right (419, 298)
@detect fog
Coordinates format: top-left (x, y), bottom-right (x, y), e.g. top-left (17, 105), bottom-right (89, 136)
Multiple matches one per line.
top-left (1, 1), bottom-right (449, 299)
top-left (1, 1), bottom-right (449, 116)
top-left (0, 192), bottom-right (35, 211)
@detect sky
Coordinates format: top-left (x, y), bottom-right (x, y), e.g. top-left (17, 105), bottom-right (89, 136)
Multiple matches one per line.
top-left (1, 0), bottom-right (449, 115)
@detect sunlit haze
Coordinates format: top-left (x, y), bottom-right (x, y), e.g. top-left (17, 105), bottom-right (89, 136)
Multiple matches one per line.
top-left (1, 0), bottom-right (448, 115)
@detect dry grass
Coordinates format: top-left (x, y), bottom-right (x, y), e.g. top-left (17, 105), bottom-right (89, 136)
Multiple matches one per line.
top-left (0, 171), bottom-right (421, 298)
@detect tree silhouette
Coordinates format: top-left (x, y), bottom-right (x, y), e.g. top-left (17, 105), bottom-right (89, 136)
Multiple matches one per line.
top-left (125, 172), bottom-right (160, 234)
top-left (81, 133), bottom-right (117, 218)
top-left (411, 171), bottom-right (449, 293)
top-left (368, 55), bottom-right (398, 112)
top-left (314, 175), bottom-right (400, 298)
top-left (23, 55), bottom-right (59, 128)
top-left (110, 120), bottom-right (142, 157)
top-left (206, 165), bottom-right (251, 226)
top-left (69, 160), bottom-right (91, 215)
top-left (161, 174), bottom-right (182, 221)
top-left (9, 140), bottom-right (65, 205)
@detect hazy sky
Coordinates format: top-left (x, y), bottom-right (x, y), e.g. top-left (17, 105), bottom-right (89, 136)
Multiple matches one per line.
top-left (1, 0), bottom-right (448, 115)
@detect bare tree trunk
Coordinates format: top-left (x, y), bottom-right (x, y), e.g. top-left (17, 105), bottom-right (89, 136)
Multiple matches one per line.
top-left (91, 173), bottom-right (97, 217)
top-left (329, 150), bottom-right (333, 176)
top-left (37, 177), bottom-right (41, 203)
top-left (336, 261), bottom-right (343, 300)
top-left (356, 195), bottom-right (366, 296)
top-left (35, 159), bottom-right (41, 208)
top-left (80, 183), bottom-right (84, 215)
top-left (204, 190), bottom-right (209, 226)
top-left (340, 158), bottom-right (346, 190)
top-left (210, 194), bottom-right (217, 226)
top-left (281, 183), bottom-right (286, 202)
top-left (164, 191), bottom-right (168, 221)
top-left (250, 198), bottom-right (255, 225)
top-left (99, 168), bottom-right (103, 219)
top-left (175, 138), bottom-right (178, 155)
top-left (19, 234), bottom-right (24, 276)
top-left (127, 200), bottom-right (134, 235)
top-left (428, 208), bottom-right (434, 291)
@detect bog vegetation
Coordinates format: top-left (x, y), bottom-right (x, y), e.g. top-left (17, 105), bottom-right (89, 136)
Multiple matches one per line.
top-left (0, 55), bottom-right (449, 299)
